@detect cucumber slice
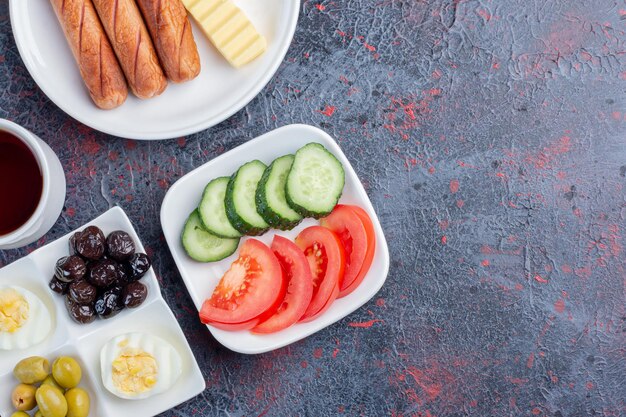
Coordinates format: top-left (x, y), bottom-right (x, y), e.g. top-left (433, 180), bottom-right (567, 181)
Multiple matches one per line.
top-left (286, 143), bottom-right (345, 218)
top-left (182, 210), bottom-right (239, 262)
top-left (198, 177), bottom-right (242, 238)
top-left (256, 155), bottom-right (303, 230)
top-left (225, 160), bottom-right (270, 235)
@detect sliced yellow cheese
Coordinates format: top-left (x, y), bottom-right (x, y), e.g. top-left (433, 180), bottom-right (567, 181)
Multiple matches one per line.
top-left (182, 0), bottom-right (267, 68)
top-left (231, 36), bottom-right (267, 68)
top-left (202, 2), bottom-right (237, 33)
top-left (222, 24), bottom-right (257, 60)
top-left (184, 0), bottom-right (222, 20)
top-left (212, 12), bottom-right (249, 46)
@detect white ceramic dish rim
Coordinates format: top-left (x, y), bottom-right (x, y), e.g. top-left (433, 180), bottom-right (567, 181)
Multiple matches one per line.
top-left (160, 124), bottom-right (390, 354)
top-left (8, 0), bottom-right (300, 140)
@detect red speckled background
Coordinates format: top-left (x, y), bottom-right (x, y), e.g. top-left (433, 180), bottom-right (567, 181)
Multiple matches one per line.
top-left (1, 0), bottom-right (625, 416)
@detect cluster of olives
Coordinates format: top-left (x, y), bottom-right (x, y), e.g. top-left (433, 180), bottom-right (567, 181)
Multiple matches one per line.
top-left (10, 356), bottom-right (89, 417)
top-left (49, 226), bottom-right (151, 324)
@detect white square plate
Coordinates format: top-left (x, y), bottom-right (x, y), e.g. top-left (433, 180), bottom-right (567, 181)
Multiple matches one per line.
top-left (0, 207), bottom-right (205, 417)
top-left (161, 124), bottom-right (390, 354)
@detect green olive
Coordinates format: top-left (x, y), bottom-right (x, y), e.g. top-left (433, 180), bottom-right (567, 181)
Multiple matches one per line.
top-left (65, 387), bottom-right (90, 417)
top-left (34, 412), bottom-right (43, 417)
top-left (42, 375), bottom-right (63, 391)
top-left (11, 383), bottom-right (37, 411)
top-left (13, 356), bottom-right (50, 384)
top-left (11, 412), bottom-right (30, 417)
top-left (51, 356), bottom-right (82, 389)
top-left (35, 385), bottom-right (68, 417)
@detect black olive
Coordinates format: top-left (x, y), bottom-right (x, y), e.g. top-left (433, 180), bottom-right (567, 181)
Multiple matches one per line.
top-left (85, 258), bottom-right (103, 274)
top-left (68, 279), bottom-right (98, 305)
top-left (65, 296), bottom-right (96, 324)
top-left (116, 262), bottom-right (130, 286)
top-left (49, 276), bottom-right (69, 295)
top-left (126, 253), bottom-right (152, 281)
top-left (75, 226), bottom-right (106, 260)
top-left (54, 255), bottom-right (87, 283)
top-left (106, 231), bottom-right (136, 261)
top-left (94, 286), bottom-right (124, 319)
top-left (122, 281), bottom-right (148, 308)
top-left (68, 232), bottom-right (79, 256)
top-left (88, 259), bottom-right (119, 288)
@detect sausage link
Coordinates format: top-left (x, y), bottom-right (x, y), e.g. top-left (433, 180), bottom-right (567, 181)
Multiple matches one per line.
top-left (92, 0), bottom-right (168, 99)
top-left (136, 0), bottom-right (201, 83)
top-left (50, 0), bottom-right (128, 109)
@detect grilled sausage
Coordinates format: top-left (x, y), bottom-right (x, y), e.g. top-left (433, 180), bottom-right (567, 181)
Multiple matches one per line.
top-left (49, 0), bottom-right (128, 109)
top-left (136, 0), bottom-right (201, 83)
top-left (91, 0), bottom-right (168, 99)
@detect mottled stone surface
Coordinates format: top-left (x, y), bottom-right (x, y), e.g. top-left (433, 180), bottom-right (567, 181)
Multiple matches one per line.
top-left (1, 0), bottom-right (625, 416)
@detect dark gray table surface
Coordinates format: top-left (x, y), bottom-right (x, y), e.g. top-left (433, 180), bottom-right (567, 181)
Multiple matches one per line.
top-left (1, 0), bottom-right (625, 416)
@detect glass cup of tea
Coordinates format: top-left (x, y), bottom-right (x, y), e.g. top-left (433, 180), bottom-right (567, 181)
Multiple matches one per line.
top-left (0, 119), bottom-right (66, 249)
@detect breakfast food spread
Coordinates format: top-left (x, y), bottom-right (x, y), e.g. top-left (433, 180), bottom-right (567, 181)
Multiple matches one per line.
top-left (91, 0), bottom-right (168, 99)
top-left (48, 0), bottom-right (265, 108)
top-left (135, 0), bottom-right (201, 83)
top-left (0, 286), bottom-right (52, 350)
top-left (49, 226), bottom-right (151, 324)
top-left (8, 355), bottom-right (90, 417)
top-left (48, 0), bottom-right (128, 110)
top-left (100, 332), bottom-right (182, 400)
top-left (182, 0), bottom-right (267, 67)
top-left (197, 202), bottom-right (376, 334)
top-left (0, 127), bottom-right (383, 413)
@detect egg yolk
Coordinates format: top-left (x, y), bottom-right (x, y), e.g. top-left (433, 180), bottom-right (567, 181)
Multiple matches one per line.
top-left (0, 288), bottom-right (29, 333)
top-left (112, 347), bottom-right (159, 395)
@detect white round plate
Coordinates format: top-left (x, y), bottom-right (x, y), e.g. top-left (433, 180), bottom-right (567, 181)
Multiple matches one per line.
top-left (9, 0), bottom-right (299, 140)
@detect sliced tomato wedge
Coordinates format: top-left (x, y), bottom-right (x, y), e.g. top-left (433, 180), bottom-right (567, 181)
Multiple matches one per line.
top-left (337, 205), bottom-right (376, 297)
top-left (295, 226), bottom-right (345, 323)
top-left (320, 205), bottom-right (370, 296)
top-left (207, 284), bottom-right (288, 331)
top-left (252, 236), bottom-right (313, 334)
top-left (206, 318), bottom-right (261, 331)
top-left (199, 239), bottom-right (285, 329)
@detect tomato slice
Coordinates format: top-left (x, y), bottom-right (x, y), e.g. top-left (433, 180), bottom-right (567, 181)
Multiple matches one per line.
top-left (199, 239), bottom-right (285, 328)
top-left (320, 205), bottom-right (369, 296)
top-left (295, 226), bottom-right (345, 322)
top-left (337, 205), bottom-right (376, 297)
top-left (208, 282), bottom-right (288, 331)
top-left (206, 318), bottom-right (261, 331)
top-left (252, 236), bottom-right (313, 334)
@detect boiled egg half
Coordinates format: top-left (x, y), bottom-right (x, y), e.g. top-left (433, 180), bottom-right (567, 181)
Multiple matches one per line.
top-left (101, 332), bottom-right (182, 400)
top-left (0, 285), bottom-right (52, 350)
